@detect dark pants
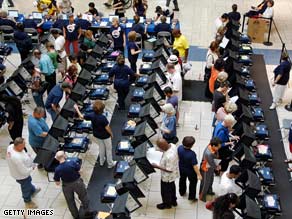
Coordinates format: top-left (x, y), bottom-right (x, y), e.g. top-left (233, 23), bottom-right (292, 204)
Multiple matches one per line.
top-left (16, 176), bottom-right (36, 203)
top-left (9, 121), bottom-right (23, 140)
top-left (218, 147), bottom-right (232, 172)
top-left (62, 178), bottom-right (89, 219)
top-left (0, 0), bottom-right (14, 7)
top-left (179, 172), bottom-right (198, 200)
top-left (166, 0), bottom-right (179, 9)
top-left (45, 72), bottom-right (56, 95)
top-left (161, 180), bottom-right (177, 206)
top-left (128, 57), bottom-right (138, 84)
top-left (199, 168), bottom-right (214, 201)
top-left (115, 84), bottom-right (129, 109)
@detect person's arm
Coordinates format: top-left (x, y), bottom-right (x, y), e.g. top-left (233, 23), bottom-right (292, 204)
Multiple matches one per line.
top-left (152, 163), bottom-right (172, 172)
top-left (74, 104), bottom-right (83, 118)
top-left (54, 168), bottom-right (61, 185)
top-left (130, 48), bottom-right (141, 55)
top-left (51, 103), bottom-right (60, 113)
top-left (77, 26), bottom-right (82, 39)
top-left (193, 165), bottom-right (202, 180)
top-left (63, 26), bottom-right (66, 39)
top-left (31, 121), bottom-right (48, 138)
top-left (123, 31), bottom-right (126, 48)
top-left (206, 54), bottom-right (214, 69)
top-left (273, 74), bottom-right (282, 86)
top-left (184, 49), bottom-right (189, 63)
top-left (206, 153), bottom-right (217, 170)
top-left (105, 125), bottom-right (114, 138)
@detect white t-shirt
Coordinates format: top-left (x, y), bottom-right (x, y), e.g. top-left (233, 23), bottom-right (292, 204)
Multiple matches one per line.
top-left (262, 7), bottom-right (274, 19)
top-left (218, 171), bottom-right (242, 196)
top-left (170, 71), bottom-right (182, 101)
top-left (6, 144), bottom-right (34, 180)
top-left (54, 35), bottom-right (67, 58)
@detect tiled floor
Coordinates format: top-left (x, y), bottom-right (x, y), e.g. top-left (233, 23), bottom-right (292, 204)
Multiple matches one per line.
top-left (0, 0), bottom-right (292, 218)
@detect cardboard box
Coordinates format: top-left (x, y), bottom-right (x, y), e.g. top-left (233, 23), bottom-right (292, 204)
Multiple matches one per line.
top-left (247, 18), bottom-right (269, 43)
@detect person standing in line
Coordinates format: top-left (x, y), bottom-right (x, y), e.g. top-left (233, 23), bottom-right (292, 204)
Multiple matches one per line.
top-left (51, 29), bottom-right (67, 77)
top-left (81, 100), bottom-right (116, 168)
top-left (127, 31), bottom-right (142, 74)
top-left (228, 4), bottom-right (241, 22)
top-left (13, 23), bottom-right (33, 62)
top-left (63, 13), bottom-right (81, 55)
top-left (160, 103), bottom-right (177, 144)
top-left (33, 49), bottom-right (56, 94)
top-left (178, 136), bottom-right (202, 201)
top-left (133, 0), bottom-right (148, 18)
top-left (166, 63), bottom-right (182, 101)
top-left (28, 107), bottom-right (49, 168)
top-left (166, 0), bottom-right (179, 11)
top-left (54, 151), bottom-right (91, 219)
top-left (152, 138), bottom-right (179, 209)
top-left (269, 53), bottom-right (291, 109)
top-left (6, 137), bottom-right (41, 209)
top-left (199, 137), bottom-right (221, 202)
top-left (164, 86), bottom-right (179, 123)
top-left (172, 29), bottom-right (189, 62)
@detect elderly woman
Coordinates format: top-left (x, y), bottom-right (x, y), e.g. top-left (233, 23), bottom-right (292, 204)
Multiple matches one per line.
top-left (214, 71), bottom-right (228, 91)
top-left (160, 103), bottom-right (177, 144)
top-left (172, 29), bottom-right (189, 63)
top-left (216, 102), bottom-right (238, 123)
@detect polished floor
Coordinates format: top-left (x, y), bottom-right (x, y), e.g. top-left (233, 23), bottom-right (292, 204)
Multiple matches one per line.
top-left (0, 0), bottom-right (292, 218)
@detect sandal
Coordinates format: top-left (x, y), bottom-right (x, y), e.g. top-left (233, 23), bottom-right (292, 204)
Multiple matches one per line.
top-left (284, 159), bottom-right (292, 163)
top-left (287, 168), bottom-right (292, 172)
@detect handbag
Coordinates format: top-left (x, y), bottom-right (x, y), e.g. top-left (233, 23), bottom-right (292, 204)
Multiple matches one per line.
top-left (205, 200), bottom-right (215, 211)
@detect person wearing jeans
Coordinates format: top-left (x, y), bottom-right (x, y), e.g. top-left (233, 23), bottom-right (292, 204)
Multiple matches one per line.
top-left (177, 136), bottom-right (202, 201)
top-left (63, 13), bottom-right (81, 55)
top-left (6, 137), bottom-right (40, 209)
top-left (82, 100), bottom-right (115, 168)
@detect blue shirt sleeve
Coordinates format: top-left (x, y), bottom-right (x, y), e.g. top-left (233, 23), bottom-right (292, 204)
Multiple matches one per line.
top-left (191, 153), bottom-right (198, 166)
top-left (30, 119), bottom-right (45, 137)
top-left (166, 116), bottom-right (176, 134)
top-left (53, 167), bottom-right (61, 182)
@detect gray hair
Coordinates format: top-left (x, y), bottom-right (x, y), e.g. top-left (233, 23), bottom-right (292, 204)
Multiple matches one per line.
top-left (34, 107), bottom-right (45, 114)
top-left (55, 151), bottom-right (66, 161)
top-left (14, 137), bottom-right (25, 146)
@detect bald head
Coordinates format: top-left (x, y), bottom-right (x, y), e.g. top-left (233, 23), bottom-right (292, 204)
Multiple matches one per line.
top-left (156, 138), bottom-right (170, 151)
top-left (55, 151), bottom-right (66, 162)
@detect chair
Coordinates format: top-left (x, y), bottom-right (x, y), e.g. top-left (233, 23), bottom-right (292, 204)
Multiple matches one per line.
top-left (24, 28), bottom-right (39, 44)
top-left (157, 31), bottom-right (172, 46)
top-left (0, 25), bottom-right (14, 43)
top-left (279, 119), bottom-right (292, 142)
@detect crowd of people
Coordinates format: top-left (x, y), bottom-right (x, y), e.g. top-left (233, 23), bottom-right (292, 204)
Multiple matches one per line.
top-left (0, 1), bottom-right (291, 219)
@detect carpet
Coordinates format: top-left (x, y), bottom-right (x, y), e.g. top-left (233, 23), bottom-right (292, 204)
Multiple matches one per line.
top-left (251, 54), bottom-right (292, 219)
top-left (86, 90), bottom-right (131, 211)
top-left (182, 80), bottom-right (212, 102)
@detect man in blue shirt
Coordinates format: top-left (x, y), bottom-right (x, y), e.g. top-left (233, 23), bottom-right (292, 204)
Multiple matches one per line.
top-left (270, 53), bottom-right (291, 109)
top-left (45, 82), bottom-right (72, 121)
top-left (33, 49), bottom-right (56, 94)
top-left (177, 136), bottom-right (202, 201)
top-left (28, 107), bottom-right (49, 168)
top-left (213, 114), bottom-right (239, 172)
top-left (63, 13), bottom-right (81, 55)
top-left (54, 151), bottom-right (91, 219)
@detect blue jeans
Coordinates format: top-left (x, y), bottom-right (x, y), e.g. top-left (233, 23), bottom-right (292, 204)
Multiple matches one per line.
top-left (16, 176), bottom-right (36, 203)
top-left (47, 108), bottom-right (57, 121)
top-left (32, 92), bottom-right (45, 108)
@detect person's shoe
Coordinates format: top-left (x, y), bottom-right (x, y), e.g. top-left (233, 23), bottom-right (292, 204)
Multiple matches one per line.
top-left (32, 187), bottom-right (41, 197)
top-left (37, 164), bottom-right (43, 169)
top-left (269, 103), bottom-right (277, 110)
top-left (104, 3), bottom-right (112, 8)
top-left (179, 192), bottom-right (186, 197)
top-left (188, 198), bottom-right (198, 202)
top-left (207, 191), bottom-right (215, 195)
top-left (156, 203), bottom-right (171, 210)
top-left (172, 201), bottom-right (178, 207)
top-left (173, 8), bottom-right (180, 11)
top-left (100, 162), bottom-right (105, 166)
top-left (278, 99), bottom-right (283, 104)
top-left (108, 161), bottom-right (117, 169)
top-left (25, 201), bottom-right (38, 209)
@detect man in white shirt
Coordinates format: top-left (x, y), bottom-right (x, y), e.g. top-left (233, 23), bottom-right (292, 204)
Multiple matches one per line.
top-left (6, 137), bottom-right (40, 209)
top-left (166, 63), bottom-right (182, 101)
top-left (51, 29), bottom-right (67, 76)
top-left (261, 0), bottom-right (274, 18)
top-left (218, 165), bottom-right (242, 196)
top-left (152, 138), bottom-right (179, 209)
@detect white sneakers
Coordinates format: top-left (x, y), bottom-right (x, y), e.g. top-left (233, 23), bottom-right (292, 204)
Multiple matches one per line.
top-left (269, 102), bottom-right (277, 110)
